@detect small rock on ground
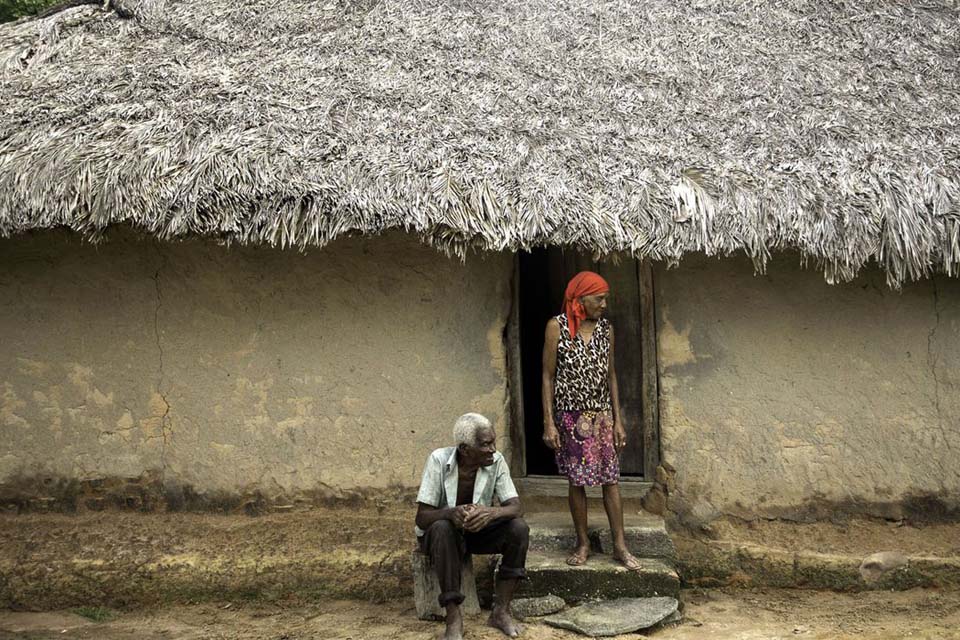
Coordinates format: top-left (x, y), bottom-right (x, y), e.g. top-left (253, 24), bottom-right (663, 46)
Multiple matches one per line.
top-left (859, 552), bottom-right (908, 584)
top-left (544, 597), bottom-right (678, 636)
top-left (511, 595), bottom-right (566, 620)
top-left (659, 608), bottom-right (683, 626)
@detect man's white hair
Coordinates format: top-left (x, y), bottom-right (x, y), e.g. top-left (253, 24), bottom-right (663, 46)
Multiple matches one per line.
top-left (453, 413), bottom-right (493, 447)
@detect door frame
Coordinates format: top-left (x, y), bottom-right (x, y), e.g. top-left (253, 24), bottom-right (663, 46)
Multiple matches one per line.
top-left (506, 253), bottom-right (662, 479)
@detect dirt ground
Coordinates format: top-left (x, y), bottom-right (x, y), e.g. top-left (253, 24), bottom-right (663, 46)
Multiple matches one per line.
top-left (1, 587), bottom-right (960, 639)
top-left (4, 505), bottom-right (960, 611)
top-left (0, 506), bottom-right (415, 609)
top-left (3, 505), bottom-right (960, 638)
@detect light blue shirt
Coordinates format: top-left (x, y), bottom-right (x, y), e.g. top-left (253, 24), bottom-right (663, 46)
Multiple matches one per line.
top-left (415, 447), bottom-right (519, 537)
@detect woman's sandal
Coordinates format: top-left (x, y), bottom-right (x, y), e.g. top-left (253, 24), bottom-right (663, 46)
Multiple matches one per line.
top-left (614, 551), bottom-right (644, 572)
top-left (566, 548), bottom-right (590, 566)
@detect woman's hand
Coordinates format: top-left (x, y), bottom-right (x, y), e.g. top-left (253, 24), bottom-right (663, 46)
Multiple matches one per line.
top-left (614, 423), bottom-right (627, 453)
top-left (542, 423), bottom-right (561, 451)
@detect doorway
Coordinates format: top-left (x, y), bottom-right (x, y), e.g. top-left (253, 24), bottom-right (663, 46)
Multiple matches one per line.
top-left (516, 247), bottom-right (655, 478)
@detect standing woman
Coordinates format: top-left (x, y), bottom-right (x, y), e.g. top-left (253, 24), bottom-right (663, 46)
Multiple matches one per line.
top-left (542, 271), bottom-right (642, 569)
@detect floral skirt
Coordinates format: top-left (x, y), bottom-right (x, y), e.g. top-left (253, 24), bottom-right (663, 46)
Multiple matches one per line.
top-left (554, 410), bottom-right (619, 487)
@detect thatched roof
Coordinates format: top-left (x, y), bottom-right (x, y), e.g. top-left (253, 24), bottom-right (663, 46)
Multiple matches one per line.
top-left (1, 0), bottom-right (958, 284)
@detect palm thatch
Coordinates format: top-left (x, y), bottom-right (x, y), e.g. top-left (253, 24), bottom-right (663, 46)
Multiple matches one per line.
top-left (1, 0), bottom-right (958, 284)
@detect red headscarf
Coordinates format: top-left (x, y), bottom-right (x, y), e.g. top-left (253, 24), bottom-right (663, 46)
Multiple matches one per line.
top-left (562, 271), bottom-right (610, 339)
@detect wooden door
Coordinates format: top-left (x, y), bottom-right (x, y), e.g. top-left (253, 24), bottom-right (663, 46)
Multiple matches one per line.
top-left (517, 247), bottom-right (646, 476)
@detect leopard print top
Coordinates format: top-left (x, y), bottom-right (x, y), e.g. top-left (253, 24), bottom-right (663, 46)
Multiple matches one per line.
top-left (553, 313), bottom-right (612, 412)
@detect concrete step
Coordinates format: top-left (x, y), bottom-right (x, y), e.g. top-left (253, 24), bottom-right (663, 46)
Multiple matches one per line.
top-left (525, 511), bottom-right (677, 561)
top-left (514, 550), bottom-right (680, 603)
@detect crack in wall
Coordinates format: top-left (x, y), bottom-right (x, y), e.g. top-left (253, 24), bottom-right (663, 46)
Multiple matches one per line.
top-left (153, 241), bottom-right (171, 474)
top-left (926, 277), bottom-right (949, 453)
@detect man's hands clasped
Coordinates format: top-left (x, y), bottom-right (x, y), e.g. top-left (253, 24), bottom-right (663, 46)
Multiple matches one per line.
top-left (451, 504), bottom-right (498, 532)
top-left (450, 504), bottom-right (472, 529)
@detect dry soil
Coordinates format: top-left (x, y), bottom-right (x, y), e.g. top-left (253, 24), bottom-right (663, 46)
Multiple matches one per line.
top-left (2, 587), bottom-right (960, 639)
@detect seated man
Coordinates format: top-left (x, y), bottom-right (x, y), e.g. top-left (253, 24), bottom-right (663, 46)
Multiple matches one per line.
top-left (416, 413), bottom-right (529, 640)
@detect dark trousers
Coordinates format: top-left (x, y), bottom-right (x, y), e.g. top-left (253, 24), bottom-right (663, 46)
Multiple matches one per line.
top-left (420, 517), bottom-right (529, 607)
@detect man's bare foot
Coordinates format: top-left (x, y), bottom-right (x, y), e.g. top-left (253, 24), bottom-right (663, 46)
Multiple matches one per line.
top-left (613, 547), bottom-right (643, 571)
top-left (565, 544), bottom-right (590, 566)
top-left (440, 605), bottom-right (464, 640)
top-left (488, 604), bottom-right (523, 637)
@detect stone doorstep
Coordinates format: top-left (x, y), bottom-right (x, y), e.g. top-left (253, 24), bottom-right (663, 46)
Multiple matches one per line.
top-left (512, 550), bottom-right (680, 603)
top-left (525, 512), bottom-right (677, 561)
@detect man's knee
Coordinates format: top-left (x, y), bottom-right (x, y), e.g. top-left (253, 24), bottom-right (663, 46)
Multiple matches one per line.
top-left (506, 517), bottom-right (529, 543)
top-left (498, 518), bottom-right (529, 580)
top-left (428, 519), bottom-right (455, 534)
top-left (427, 520), bottom-right (457, 540)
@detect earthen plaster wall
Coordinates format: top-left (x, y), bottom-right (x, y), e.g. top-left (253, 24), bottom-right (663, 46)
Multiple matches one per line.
top-left (655, 255), bottom-right (960, 526)
top-left (6, 233), bottom-right (959, 522)
top-left (0, 231), bottom-right (513, 503)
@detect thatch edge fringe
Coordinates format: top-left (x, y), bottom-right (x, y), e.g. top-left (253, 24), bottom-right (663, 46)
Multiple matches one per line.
top-left (2, 158), bottom-right (958, 287)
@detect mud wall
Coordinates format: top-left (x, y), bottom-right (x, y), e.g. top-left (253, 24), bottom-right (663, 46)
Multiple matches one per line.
top-left (655, 255), bottom-right (960, 526)
top-left (0, 231), bottom-right (512, 507)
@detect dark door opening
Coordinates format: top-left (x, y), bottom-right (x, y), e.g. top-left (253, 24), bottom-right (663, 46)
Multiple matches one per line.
top-left (518, 247), bottom-right (646, 477)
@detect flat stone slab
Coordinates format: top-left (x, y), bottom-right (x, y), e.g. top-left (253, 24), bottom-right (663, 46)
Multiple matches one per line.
top-left (514, 551), bottom-right (680, 603)
top-left (511, 595), bottom-right (566, 619)
top-left (543, 597), bottom-right (679, 636)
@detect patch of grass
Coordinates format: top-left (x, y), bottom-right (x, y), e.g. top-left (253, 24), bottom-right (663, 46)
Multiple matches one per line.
top-left (0, 0), bottom-right (63, 23)
top-left (71, 606), bottom-right (117, 623)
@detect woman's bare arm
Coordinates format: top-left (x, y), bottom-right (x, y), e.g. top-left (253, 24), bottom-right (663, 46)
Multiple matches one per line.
top-left (541, 318), bottom-right (561, 450)
top-left (609, 325), bottom-right (627, 453)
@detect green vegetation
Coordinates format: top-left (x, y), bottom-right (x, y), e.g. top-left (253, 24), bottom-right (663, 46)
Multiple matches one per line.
top-left (0, 0), bottom-right (62, 23)
top-left (70, 606), bottom-right (117, 623)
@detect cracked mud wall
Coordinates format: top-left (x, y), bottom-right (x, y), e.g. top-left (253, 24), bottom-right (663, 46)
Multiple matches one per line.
top-left (655, 254), bottom-right (960, 527)
top-left (0, 230), bottom-right (512, 503)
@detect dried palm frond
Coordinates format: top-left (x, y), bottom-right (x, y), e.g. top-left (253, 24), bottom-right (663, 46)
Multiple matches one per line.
top-left (0, 0), bottom-right (958, 286)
